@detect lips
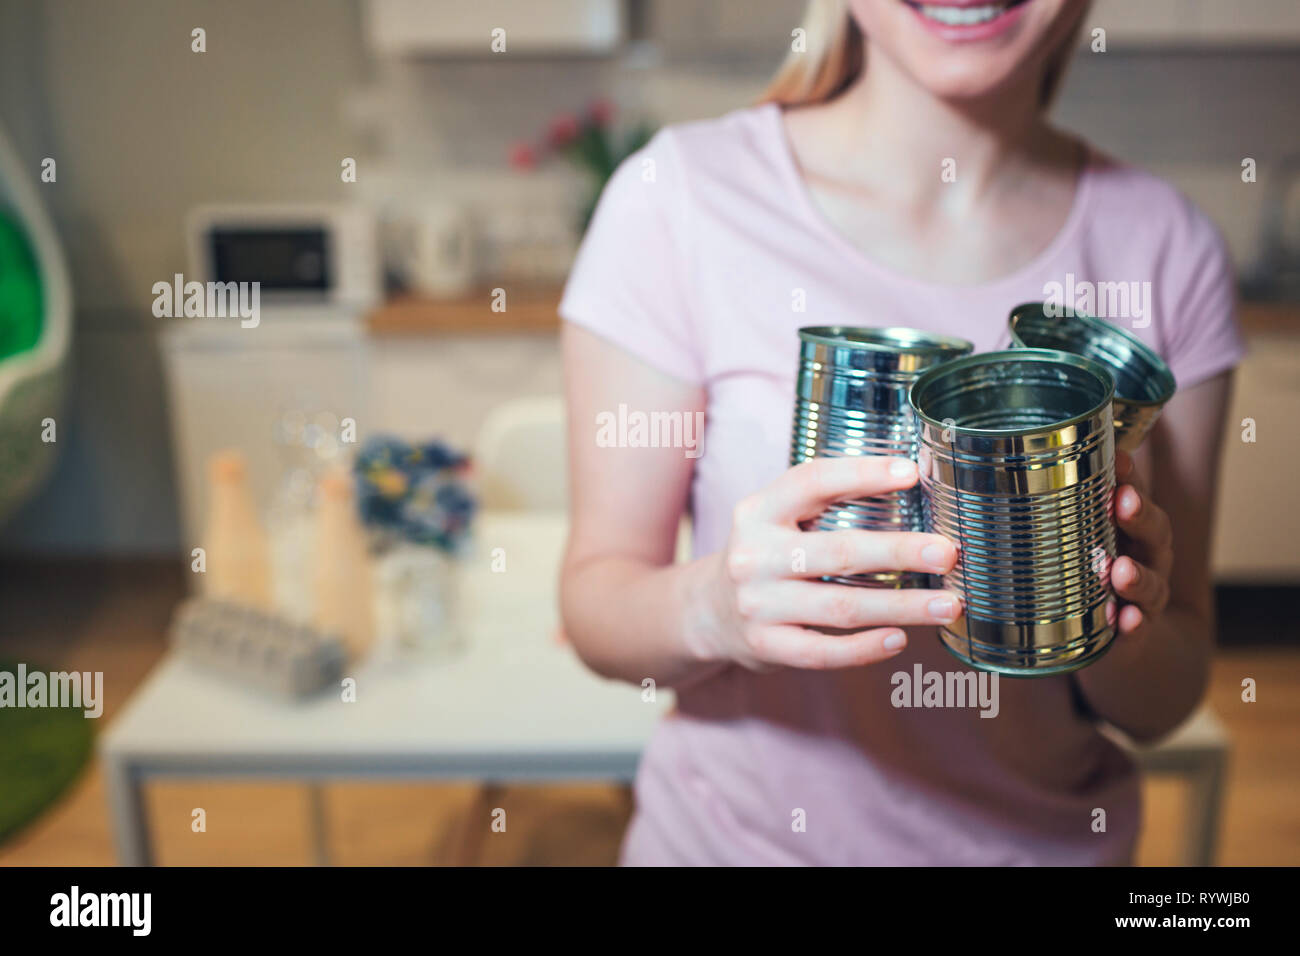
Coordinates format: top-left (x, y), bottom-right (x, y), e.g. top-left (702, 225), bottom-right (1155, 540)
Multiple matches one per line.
top-left (902, 0), bottom-right (1033, 40)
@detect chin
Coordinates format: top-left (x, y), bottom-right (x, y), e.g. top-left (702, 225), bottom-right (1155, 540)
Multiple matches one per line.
top-left (904, 55), bottom-right (1034, 102)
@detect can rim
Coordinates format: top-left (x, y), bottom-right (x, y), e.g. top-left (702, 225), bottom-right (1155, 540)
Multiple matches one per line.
top-left (798, 325), bottom-right (974, 358)
top-left (909, 347), bottom-right (1116, 438)
top-left (1007, 302), bottom-right (1176, 408)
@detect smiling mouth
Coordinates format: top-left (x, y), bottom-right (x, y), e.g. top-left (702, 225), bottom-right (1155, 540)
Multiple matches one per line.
top-left (902, 0), bottom-right (1031, 27)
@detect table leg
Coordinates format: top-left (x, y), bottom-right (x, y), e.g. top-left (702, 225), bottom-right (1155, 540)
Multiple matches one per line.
top-left (1184, 751), bottom-right (1227, 867)
top-left (103, 757), bottom-right (152, 867)
top-left (453, 782), bottom-right (505, 866)
top-left (307, 784), bottom-right (331, 866)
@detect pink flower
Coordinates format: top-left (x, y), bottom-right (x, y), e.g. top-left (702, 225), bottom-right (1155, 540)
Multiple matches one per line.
top-left (508, 140), bottom-right (537, 171)
top-left (588, 98), bottom-right (614, 127)
top-left (548, 113), bottom-right (580, 147)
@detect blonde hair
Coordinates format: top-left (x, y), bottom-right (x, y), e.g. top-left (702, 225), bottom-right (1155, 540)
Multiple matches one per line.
top-left (761, 0), bottom-right (1085, 110)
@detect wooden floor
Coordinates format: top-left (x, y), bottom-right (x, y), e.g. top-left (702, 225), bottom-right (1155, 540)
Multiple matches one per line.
top-left (1, 559), bottom-right (1297, 866)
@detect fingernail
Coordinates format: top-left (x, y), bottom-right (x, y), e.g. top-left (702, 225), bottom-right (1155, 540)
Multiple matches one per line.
top-left (882, 630), bottom-right (907, 652)
top-left (922, 543), bottom-right (950, 569)
top-left (1123, 488), bottom-right (1141, 514)
top-left (889, 459), bottom-right (916, 478)
top-left (928, 596), bottom-right (958, 621)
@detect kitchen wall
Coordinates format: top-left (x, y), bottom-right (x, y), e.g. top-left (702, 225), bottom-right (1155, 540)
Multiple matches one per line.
top-left (357, 7), bottom-right (1300, 273)
top-left (1057, 48), bottom-right (1300, 267)
top-left (1, 0), bottom-right (1298, 556)
top-left (0, 0), bottom-right (368, 553)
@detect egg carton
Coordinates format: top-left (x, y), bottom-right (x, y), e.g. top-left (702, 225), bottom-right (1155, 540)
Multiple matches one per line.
top-left (170, 598), bottom-right (347, 699)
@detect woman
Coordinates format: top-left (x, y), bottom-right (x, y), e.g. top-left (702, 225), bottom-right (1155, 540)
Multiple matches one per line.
top-left (559, 0), bottom-right (1242, 865)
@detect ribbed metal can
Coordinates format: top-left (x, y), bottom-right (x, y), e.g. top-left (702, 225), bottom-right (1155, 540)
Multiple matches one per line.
top-left (910, 349), bottom-right (1118, 675)
top-left (1008, 302), bottom-right (1176, 453)
top-left (791, 326), bottom-right (973, 588)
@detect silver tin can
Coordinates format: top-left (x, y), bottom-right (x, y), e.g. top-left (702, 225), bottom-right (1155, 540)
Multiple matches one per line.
top-left (910, 349), bottom-right (1118, 675)
top-left (791, 326), bottom-right (973, 588)
top-left (1008, 302), bottom-right (1176, 453)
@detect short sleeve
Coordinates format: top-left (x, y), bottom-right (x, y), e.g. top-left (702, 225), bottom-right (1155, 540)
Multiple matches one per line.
top-left (1158, 207), bottom-right (1246, 390)
top-left (559, 129), bottom-right (704, 385)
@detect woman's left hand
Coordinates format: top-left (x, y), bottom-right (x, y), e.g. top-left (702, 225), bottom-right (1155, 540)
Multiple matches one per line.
top-left (1110, 449), bottom-right (1174, 637)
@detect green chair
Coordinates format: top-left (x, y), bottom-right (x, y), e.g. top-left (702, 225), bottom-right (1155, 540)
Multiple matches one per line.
top-left (0, 123), bottom-right (71, 524)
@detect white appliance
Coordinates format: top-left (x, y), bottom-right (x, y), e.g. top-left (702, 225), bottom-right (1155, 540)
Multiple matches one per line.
top-left (186, 203), bottom-right (381, 309)
top-left (389, 201), bottom-right (477, 299)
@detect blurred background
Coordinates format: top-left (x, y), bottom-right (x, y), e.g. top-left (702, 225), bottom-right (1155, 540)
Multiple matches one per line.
top-left (0, 0), bottom-right (1297, 866)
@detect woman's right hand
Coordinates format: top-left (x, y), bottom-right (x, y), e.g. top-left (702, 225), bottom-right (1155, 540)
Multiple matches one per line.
top-left (700, 456), bottom-right (963, 670)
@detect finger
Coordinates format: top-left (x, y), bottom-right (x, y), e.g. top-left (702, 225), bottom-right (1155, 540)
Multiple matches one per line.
top-left (1115, 484), bottom-right (1173, 561)
top-left (734, 529), bottom-right (956, 580)
top-left (1117, 603), bottom-right (1146, 636)
top-left (1111, 556), bottom-right (1169, 616)
top-left (742, 457), bottom-right (919, 527)
top-left (1114, 450), bottom-right (1146, 493)
top-left (739, 580), bottom-right (964, 628)
top-left (747, 624), bottom-right (909, 669)
top-left (798, 529), bottom-right (958, 578)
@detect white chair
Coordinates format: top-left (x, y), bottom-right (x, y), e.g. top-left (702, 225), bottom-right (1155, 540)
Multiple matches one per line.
top-left (1106, 705), bottom-right (1230, 866)
top-left (470, 395), bottom-right (695, 561)
top-left (473, 396), bottom-right (567, 511)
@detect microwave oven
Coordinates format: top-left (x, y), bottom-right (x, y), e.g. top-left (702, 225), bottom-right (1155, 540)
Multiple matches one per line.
top-left (186, 203), bottom-right (380, 309)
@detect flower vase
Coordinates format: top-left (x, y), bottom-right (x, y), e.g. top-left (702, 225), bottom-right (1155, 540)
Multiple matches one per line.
top-left (373, 543), bottom-right (462, 661)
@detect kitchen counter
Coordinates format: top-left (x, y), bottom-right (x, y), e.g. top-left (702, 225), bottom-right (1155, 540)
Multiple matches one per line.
top-left (365, 291), bottom-right (1300, 337)
top-left (1239, 301), bottom-right (1300, 335)
top-left (366, 286), bottom-right (562, 336)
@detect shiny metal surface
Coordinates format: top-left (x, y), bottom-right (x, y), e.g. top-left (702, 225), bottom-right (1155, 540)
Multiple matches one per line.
top-left (910, 349), bottom-right (1119, 675)
top-left (791, 326), bottom-right (972, 588)
top-left (1008, 302), bottom-right (1176, 452)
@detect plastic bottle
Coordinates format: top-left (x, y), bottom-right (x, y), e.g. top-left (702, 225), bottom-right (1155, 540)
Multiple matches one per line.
top-left (202, 449), bottom-right (273, 609)
top-left (313, 469), bottom-right (375, 663)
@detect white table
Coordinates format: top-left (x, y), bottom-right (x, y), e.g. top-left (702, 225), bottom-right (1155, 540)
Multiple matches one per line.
top-left (100, 512), bottom-right (672, 865)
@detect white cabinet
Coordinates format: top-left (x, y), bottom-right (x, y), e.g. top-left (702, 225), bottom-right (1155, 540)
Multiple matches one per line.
top-left (1089, 0), bottom-right (1300, 46)
top-left (160, 313), bottom-right (371, 550)
top-left (364, 0), bottom-right (623, 55)
top-left (1212, 327), bottom-right (1300, 582)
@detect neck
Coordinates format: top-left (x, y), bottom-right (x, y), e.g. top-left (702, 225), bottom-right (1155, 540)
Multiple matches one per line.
top-left (826, 47), bottom-right (1053, 208)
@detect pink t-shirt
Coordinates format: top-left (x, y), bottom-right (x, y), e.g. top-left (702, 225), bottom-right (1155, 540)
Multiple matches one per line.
top-left (559, 103), bottom-right (1245, 866)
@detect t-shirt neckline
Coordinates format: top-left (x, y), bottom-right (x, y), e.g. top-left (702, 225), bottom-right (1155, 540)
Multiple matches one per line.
top-left (759, 101), bottom-right (1094, 295)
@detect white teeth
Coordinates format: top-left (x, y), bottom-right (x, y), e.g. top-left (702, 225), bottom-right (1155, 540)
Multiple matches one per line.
top-left (918, 3), bottom-right (1008, 26)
